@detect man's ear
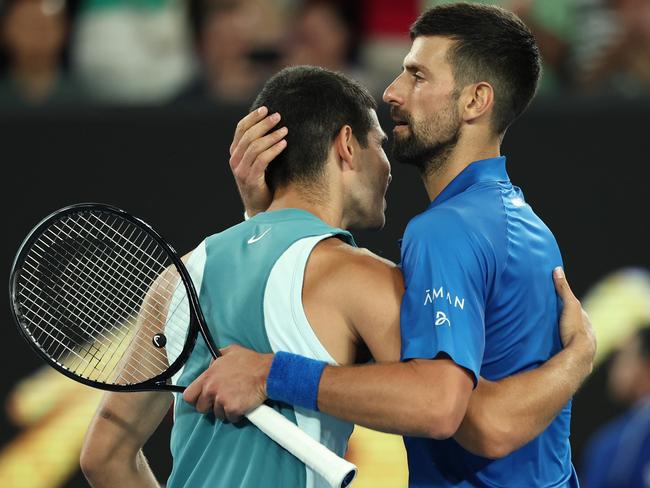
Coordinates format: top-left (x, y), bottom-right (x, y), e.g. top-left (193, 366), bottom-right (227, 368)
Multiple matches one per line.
top-left (334, 125), bottom-right (356, 172)
top-left (461, 81), bottom-right (494, 124)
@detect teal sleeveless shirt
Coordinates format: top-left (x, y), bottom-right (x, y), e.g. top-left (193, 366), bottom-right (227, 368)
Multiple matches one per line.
top-left (167, 209), bottom-right (355, 488)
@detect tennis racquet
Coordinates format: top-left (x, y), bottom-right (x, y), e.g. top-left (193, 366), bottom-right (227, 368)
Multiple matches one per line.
top-left (9, 203), bottom-right (357, 488)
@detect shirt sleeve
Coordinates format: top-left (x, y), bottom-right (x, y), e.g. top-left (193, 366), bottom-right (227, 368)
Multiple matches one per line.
top-left (399, 210), bottom-right (492, 386)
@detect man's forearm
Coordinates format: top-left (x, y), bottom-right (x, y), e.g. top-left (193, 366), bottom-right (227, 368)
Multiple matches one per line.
top-left (454, 341), bottom-right (592, 458)
top-left (316, 359), bottom-right (472, 438)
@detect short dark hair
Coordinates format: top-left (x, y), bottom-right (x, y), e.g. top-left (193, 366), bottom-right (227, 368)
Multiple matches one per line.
top-left (410, 3), bottom-right (541, 135)
top-left (251, 65), bottom-right (376, 191)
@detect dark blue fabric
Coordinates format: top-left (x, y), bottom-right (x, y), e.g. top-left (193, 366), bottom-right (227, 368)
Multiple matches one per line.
top-left (400, 157), bottom-right (577, 487)
top-left (267, 351), bottom-right (327, 411)
top-left (581, 399), bottom-right (650, 488)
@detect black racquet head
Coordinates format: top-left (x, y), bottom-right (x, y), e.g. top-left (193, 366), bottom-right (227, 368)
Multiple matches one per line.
top-left (9, 203), bottom-right (210, 393)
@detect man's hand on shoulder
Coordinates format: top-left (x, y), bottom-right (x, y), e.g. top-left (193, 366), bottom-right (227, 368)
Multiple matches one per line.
top-left (453, 270), bottom-right (596, 459)
top-left (229, 106), bottom-right (287, 216)
top-left (553, 267), bottom-right (596, 376)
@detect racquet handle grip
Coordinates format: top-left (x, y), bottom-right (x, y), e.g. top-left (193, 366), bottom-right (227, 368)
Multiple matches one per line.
top-left (245, 404), bottom-right (357, 488)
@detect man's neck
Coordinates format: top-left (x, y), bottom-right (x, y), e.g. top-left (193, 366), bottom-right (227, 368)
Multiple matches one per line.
top-left (266, 187), bottom-right (344, 229)
top-left (422, 137), bottom-right (500, 202)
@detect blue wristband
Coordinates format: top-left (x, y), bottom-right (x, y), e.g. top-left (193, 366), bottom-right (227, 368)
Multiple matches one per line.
top-left (266, 352), bottom-right (327, 411)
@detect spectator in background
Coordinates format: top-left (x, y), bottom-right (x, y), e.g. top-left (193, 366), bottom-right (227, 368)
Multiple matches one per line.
top-left (424, 0), bottom-right (575, 95)
top-left (0, 0), bottom-right (80, 106)
top-left (358, 0), bottom-right (418, 95)
top-left (284, 0), bottom-right (361, 74)
top-left (177, 0), bottom-right (284, 105)
top-left (573, 0), bottom-right (650, 96)
top-left (581, 325), bottom-right (650, 488)
top-left (71, 0), bottom-right (196, 104)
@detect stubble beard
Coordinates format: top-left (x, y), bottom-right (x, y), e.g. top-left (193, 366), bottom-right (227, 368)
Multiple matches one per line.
top-left (391, 102), bottom-right (462, 177)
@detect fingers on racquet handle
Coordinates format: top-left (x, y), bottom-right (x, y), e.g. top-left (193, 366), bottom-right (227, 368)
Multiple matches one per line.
top-left (245, 405), bottom-right (358, 488)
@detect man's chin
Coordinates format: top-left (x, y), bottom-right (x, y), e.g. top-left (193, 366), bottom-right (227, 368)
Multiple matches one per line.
top-left (392, 147), bottom-right (425, 168)
top-left (392, 137), bottom-right (444, 170)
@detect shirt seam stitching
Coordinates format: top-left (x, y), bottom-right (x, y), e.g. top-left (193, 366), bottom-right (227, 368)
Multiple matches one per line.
top-left (495, 184), bottom-right (512, 300)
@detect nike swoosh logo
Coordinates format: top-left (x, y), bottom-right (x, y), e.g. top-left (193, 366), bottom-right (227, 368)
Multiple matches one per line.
top-left (247, 228), bottom-right (271, 244)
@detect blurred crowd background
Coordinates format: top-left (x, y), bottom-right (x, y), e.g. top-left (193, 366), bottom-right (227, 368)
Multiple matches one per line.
top-left (1, 1), bottom-right (649, 487)
top-left (1, 0), bottom-right (650, 108)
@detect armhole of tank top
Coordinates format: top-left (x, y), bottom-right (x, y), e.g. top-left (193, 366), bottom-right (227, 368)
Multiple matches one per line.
top-left (266, 235), bottom-right (355, 488)
top-left (264, 234), bottom-right (339, 365)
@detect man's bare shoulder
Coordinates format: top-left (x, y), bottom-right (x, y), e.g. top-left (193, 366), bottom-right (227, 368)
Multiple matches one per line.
top-left (303, 238), bottom-right (403, 363)
top-left (308, 238), bottom-right (403, 290)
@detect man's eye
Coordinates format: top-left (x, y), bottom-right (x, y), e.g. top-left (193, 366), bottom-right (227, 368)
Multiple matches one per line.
top-left (413, 73), bottom-right (424, 82)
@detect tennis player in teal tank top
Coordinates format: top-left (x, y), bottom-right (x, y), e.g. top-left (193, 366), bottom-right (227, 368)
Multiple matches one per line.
top-left (167, 209), bottom-right (357, 488)
top-left (79, 65), bottom-right (404, 488)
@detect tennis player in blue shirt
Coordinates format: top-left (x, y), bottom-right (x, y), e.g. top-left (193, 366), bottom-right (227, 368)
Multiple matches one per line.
top-left (185, 4), bottom-right (594, 487)
top-left (397, 154), bottom-right (573, 486)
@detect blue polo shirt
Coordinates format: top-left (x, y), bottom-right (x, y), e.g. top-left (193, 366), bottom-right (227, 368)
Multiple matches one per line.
top-left (400, 157), bottom-right (577, 487)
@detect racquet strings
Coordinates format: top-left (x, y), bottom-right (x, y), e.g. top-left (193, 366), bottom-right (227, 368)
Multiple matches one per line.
top-left (13, 210), bottom-right (192, 386)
